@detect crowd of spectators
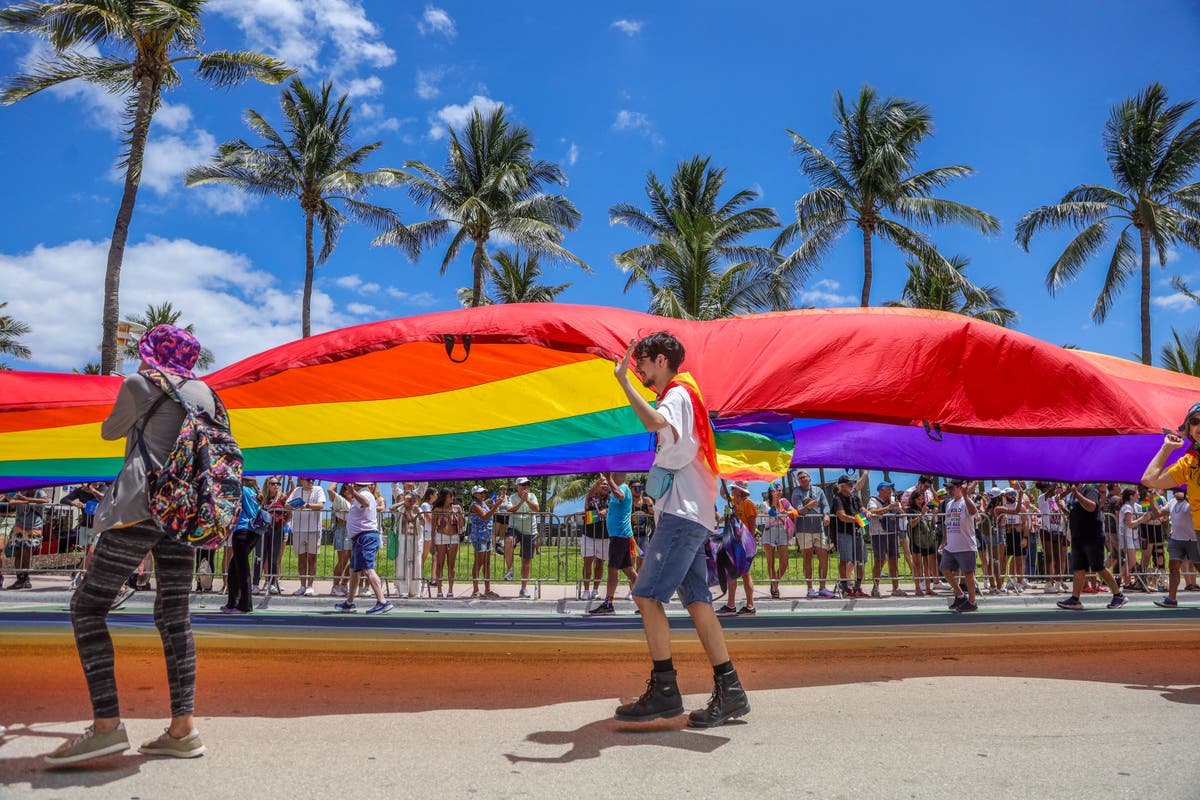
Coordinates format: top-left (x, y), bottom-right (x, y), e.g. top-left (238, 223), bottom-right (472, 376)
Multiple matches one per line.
top-left (1, 470), bottom-right (1197, 610)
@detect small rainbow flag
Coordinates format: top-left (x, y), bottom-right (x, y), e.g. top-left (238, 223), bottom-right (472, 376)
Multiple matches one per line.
top-left (584, 509), bottom-right (595, 525)
top-left (1140, 502), bottom-right (1152, 513)
top-left (854, 511), bottom-right (869, 528)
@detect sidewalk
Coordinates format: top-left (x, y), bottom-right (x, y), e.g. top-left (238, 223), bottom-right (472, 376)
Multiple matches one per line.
top-left (0, 571), bottom-right (1188, 618)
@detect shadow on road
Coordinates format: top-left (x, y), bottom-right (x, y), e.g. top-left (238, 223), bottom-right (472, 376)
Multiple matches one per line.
top-left (0, 725), bottom-right (150, 790)
top-left (505, 716), bottom-right (731, 764)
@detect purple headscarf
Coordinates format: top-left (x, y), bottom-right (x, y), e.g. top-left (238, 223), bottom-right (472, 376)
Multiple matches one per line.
top-left (137, 324), bottom-right (201, 378)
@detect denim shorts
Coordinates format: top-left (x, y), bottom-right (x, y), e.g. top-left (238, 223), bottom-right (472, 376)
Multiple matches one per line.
top-left (470, 535), bottom-right (492, 554)
top-left (350, 531), bottom-right (381, 572)
top-left (939, 549), bottom-right (977, 574)
top-left (632, 513), bottom-right (711, 607)
top-left (1167, 538), bottom-right (1200, 563)
top-left (836, 532), bottom-right (866, 564)
top-left (762, 526), bottom-right (790, 547)
top-left (331, 523), bottom-right (350, 551)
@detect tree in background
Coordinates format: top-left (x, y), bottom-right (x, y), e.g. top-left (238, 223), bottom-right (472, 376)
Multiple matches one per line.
top-left (776, 85), bottom-right (999, 306)
top-left (1016, 83), bottom-right (1200, 365)
top-left (0, 0), bottom-right (293, 371)
top-left (884, 253), bottom-right (1016, 327)
top-left (377, 106), bottom-right (588, 307)
top-left (611, 155), bottom-right (783, 319)
top-left (187, 78), bottom-right (411, 338)
top-left (455, 250), bottom-right (571, 307)
top-left (0, 301), bottom-right (32, 370)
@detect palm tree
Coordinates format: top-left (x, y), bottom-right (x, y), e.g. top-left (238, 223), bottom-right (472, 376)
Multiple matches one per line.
top-left (610, 155), bottom-right (784, 320)
top-left (73, 362), bottom-right (102, 375)
top-left (186, 78), bottom-right (409, 338)
top-left (0, 0), bottom-right (293, 373)
top-left (883, 253), bottom-right (1017, 327)
top-left (0, 301), bottom-right (32, 370)
top-left (1015, 83), bottom-right (1200, 365)
top-left (1161, 328), bottom-right (1200, 376)
top-left (455, 250), bottom-right (571, 307)
top-left (121, 301), bottom-right (214, 369)
top-left (375, 106), bottom-right (587, 307)
top-left (776, 86), bottom-right (1000, 307)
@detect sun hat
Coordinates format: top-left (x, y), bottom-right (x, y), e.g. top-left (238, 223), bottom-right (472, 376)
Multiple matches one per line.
top-left (515, 477), bottom-right (530, 485)
top-left (730, 480), bottom-right (751, 494)
top-left (137, 324), bottom-right (201, 379)
top-left (471, 485), bottom-right (487, 494)
top-left (935, 488), bottom-right (948, 497)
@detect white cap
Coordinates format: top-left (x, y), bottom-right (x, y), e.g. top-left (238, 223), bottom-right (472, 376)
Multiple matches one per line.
top-left (515, 477), bottom-right (530, 485)
top-left (471, 485), bottom-right (486, 494)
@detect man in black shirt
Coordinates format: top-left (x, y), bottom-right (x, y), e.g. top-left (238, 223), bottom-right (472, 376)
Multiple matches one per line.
top-left (1057, 483), bottom-right (1126, 610)
top-left (62, 483), bottom-right (107, 589)
top-left (831, 473), bottom-right (869, 597)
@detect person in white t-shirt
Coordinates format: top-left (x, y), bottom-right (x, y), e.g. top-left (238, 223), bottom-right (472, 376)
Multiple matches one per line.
top-left (285, 478), bottom-right (327, 596)
top-left (611, 331), bottom-right (748, 729)
top-left (940, 479), bottom-right (980, 612)
top-left (1156, 490), bottom-right (1200, 607)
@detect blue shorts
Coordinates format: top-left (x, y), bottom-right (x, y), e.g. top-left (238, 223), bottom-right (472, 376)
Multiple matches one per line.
top-left (470, 536), bottom-right (492, 554)
top-left (939, 549), bottom-right (977, 574)
top-left (350, 531), bottom-right (381, 572)
top-left (631, 513), bottom-right (711, 607)
top-left (836, 532), bottom-right (866, 564)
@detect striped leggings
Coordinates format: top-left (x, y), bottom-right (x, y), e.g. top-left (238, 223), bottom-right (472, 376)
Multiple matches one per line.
top-left (70, 523), bottom-right (196, 718)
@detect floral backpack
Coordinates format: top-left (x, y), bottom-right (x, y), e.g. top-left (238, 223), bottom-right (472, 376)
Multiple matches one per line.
top-left (135, 369), bottom-right (244, 549)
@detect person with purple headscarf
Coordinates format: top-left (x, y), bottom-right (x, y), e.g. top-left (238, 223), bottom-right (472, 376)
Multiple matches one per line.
top-left (45, 325), bottom-right (217, 765)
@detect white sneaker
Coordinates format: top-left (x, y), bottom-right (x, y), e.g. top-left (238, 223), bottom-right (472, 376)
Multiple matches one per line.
top-left (331, 585), bottom-right (346, 597)
top-left (1044, 583), bottom-right (1058, 594)
top-left (291, 587), bottom-right (306, 596)
top-left (503, 569), bottom-right (514, 581)
top-left (517, 589), bottom-right (530, 599)
top-left (303, 587), bottom-right (315, 597)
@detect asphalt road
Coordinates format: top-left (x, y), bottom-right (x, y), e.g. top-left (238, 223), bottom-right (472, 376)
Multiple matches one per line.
top-left (1, 612), bottom-right (1197, 799)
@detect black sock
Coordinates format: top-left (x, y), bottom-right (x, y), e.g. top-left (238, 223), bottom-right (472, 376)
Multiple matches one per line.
top-left (713, 660), bottom-right (734, 677)
top-left (652, 658), bottom-right (674, 674)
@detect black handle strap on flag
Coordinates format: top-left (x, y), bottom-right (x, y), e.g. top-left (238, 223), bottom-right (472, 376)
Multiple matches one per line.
top-left (443, 333), bottom-right (472, 363)
top-left (922, 420), bottom-right (944, 442)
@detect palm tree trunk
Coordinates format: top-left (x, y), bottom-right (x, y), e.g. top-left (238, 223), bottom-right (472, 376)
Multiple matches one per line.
top-left (471, 239), bottom-right (488, 307)
top-left (99, 79), bottom-right (156, 375)
top-left (303, 210), bottom-right (315, 338)
top-left (861, 227), bottom-right (873, 307)
top-left (1139, 226), bottom-right (1152, 365)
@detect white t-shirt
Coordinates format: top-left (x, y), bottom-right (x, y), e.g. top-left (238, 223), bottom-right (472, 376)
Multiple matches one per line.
top-left (347, 488), bottom-right (378, 537)
top-left (1169, 498), bottom-right (1196, 542)
top-left (1037, 494), bottom-right (1063, 531)
top-left (286, 484), bottom-right (326, 532)
top-left (418, 501), bottom-right (433, 537)
top-left (944, 497), bottom-right (977, 552)
top-left (653, 385), bottom-right (718, 527)
top-left (1118, 503), bottom-right (1139, 543)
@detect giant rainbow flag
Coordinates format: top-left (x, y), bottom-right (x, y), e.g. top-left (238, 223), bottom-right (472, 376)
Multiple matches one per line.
top-left (1, 304), bottom-right (1196, 490)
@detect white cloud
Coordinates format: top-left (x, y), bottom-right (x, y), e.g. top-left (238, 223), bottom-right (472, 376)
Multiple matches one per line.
top-left (386, 287), bottom-right (439, 307)
top-left (344, 75), bottom-right (384, 98)
top-left (611, 19), bottom-right (643, 36)
top-left (416, 68), bottom-right (445, 100)
top-left (429, 95), bottom-right (503, 139)
top-left (154, 103), bottom-right (194, 133)
top-left (613, 110), bottom-right (663, 146)
top-left (797, 278), bottom-right (856, 307)
top-left (137, 130), bottom-right (217, 194)
top-left (1152, 293), bottom-right (1198, 312)
top-left (212, 0), bottom-right (394, 75)
top-left (335, 275), bottom-right (364, 290)
top-left (418, 6), bottom-right (456, 38)
top-left (345, 301), bottom-right (380, 316)
top-left (0, 237), bottom-right (359, 371)
top-left (565, 142), bottom-right (579, 166)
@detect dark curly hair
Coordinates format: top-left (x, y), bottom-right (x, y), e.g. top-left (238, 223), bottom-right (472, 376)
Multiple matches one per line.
top-left (634, 331), bottom-right (685, 372)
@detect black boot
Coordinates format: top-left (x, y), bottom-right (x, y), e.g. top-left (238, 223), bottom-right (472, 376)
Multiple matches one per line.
top-left (615, 669), bottom-right (684, 722)
top-left (688, 668), bottom-right (750, 728)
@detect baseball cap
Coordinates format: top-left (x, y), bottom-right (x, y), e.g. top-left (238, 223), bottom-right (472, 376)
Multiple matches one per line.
top-left (471, 485), bottom-right (486, 494)
top-left (836, 474), bottom-right (854, 485)
top-left (515, 477), bottom-right (530, 485)
top-left (987, 487), bottom-right (1002, 497)
top-left (876, 481), bottom-right (894, 491)
top-left (948, 478), bottom-right (965, 488)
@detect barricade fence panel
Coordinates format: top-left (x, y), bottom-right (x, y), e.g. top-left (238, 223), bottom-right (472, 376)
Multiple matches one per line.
top-left (2, 503), bottom-right (1195, 597)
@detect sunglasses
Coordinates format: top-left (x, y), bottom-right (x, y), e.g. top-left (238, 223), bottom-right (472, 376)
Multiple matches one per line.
top-left (632, 486), bottom-right (643, 490)
top-left (1188, 417), bottom-right (1200, 427)
top-left (268, 481), bottom-right (280, 485)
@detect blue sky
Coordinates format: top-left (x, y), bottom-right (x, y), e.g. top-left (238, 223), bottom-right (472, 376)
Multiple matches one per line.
top-left (2, 0), bottom-right (1200, 373)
